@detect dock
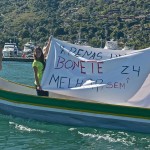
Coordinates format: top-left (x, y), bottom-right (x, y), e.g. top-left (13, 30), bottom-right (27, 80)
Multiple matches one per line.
top-left (2, 57), bottom-right (33, 62)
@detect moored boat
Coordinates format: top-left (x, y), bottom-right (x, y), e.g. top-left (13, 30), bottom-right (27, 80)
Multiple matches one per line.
top-left (104, 39), bottom-right (121, 50)
top-left (23, 40), bottom-right (35, 54)
top-left (3, 42), bottom-right (19, 57)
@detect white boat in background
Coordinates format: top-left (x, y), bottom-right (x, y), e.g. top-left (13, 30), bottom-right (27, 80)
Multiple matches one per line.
top-left (23, 40), bottom-right (35, 54)
top-left (122, 45), bottom-right (135, 50)
top-left (103, 39), bottom-right (134, 50)
top-left (104, 39), bottom-right (121, 50)
top-left (2, 41), bottom-right (34, 61)
top-left (3, 43), bottom-right (18, 57)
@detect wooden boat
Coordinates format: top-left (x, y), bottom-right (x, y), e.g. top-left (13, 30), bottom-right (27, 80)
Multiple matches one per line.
top-left (0, 77), bottom-right (150, 134)
top-left (1, 37), bottom-right (150, 133)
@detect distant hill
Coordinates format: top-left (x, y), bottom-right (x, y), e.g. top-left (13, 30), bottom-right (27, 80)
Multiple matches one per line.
top-left (0, 0), bottom-right (150, 49)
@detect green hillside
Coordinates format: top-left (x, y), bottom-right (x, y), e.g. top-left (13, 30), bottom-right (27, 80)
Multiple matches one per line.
top-left (0, 0), bottom-right (150, 49)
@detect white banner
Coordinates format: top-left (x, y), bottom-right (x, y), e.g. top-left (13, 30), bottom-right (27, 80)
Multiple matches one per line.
top-left (41, 38), bottom-right (150, 105)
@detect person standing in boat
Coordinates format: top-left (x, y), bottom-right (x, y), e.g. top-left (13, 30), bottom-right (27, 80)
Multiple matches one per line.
top-left (32, 47), bottom-right (49, 96)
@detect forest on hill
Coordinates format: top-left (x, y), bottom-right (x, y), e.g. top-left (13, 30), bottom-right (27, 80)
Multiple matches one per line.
top-left (0, 0), bottom-right (150, 49)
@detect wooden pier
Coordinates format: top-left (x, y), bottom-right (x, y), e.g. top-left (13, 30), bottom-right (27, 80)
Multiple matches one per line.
top-left (2, 57), bottom-right (33, 62)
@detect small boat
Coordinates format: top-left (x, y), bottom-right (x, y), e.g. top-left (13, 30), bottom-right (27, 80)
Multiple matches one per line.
top-left (103, 39), bottom-right (134, 50)
top-left (23, 40), bottom-right (35, 54)
top-left (0, 77), bottom-right (150, 134)
top-left (122, 44), bottom-right (135, 51)
top-left (3, 42), bottom-right (19, 57)
top-left (0, 37), bottom-right (150, 133)
top-left (104, 39), bottom-right (121, 50)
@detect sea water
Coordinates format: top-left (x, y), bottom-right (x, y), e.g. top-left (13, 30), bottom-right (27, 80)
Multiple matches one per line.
top-left (0, 61), bottom-right (150, 150)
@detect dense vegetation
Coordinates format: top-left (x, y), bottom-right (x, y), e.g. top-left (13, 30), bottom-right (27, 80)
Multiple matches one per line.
top-left (0, 0), bottom-right (150, 49)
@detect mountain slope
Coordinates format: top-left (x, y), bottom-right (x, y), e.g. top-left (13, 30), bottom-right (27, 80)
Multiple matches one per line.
top-left (0, 0), bottom-right (149, 49)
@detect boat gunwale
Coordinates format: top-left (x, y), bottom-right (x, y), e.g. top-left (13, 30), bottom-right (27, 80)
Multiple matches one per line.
top-left (0, 88), bottom-right (150, 121)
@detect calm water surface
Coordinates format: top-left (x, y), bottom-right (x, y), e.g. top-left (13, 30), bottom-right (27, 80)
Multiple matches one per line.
top-left (0, 61), bottom-right (150, 150)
